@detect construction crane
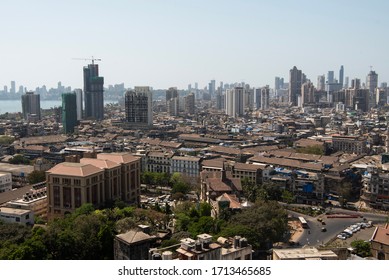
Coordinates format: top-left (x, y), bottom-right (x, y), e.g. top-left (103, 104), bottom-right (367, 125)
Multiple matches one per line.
top-left (72, 56), bottom-right (102, 64)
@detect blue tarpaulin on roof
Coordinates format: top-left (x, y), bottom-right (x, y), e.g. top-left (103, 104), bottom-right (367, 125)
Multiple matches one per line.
top-left (303, 183), bottom-right (313, 193)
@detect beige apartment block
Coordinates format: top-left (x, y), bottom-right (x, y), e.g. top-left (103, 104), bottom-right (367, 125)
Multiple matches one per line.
top-left (46, 162), bottom-right (105, 217)
top-left (97, 153), bottom-right (141, 205)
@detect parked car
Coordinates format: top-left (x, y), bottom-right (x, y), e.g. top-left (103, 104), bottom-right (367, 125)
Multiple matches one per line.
top-left (337, 234), bottom-right (346, 240)
top-left (321, 227), bottom-right (327, 232)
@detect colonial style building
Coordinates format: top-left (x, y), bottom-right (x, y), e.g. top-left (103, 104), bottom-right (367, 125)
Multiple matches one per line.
top-left (46, 152), bottom-right (140, 217)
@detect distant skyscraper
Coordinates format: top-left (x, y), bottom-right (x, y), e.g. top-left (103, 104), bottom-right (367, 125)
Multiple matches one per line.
top-left (345, 77), bottom-right (349, 88)
top-left (21, 91), bottom-right (40, 121)
top-left (261, 86), bottom-right (270, 110)
top-left (317, 75), bottom-right (325, 91)
top-left (327, 71), bottom-right (334, 84)
top-left (216, 87), bottom-right (223, 110)
top-left (62, 92), bottom-right (78, 134)
top-left (124, 86), bottom-right (153, 126)
top-left (253, 88), bottom-right (261, 110)
top-left (74, 88), bottom-right (83, 121)
top-left (225, 87), bottom-right (244, 117)
top-left (184, 93), bottom-right (195, 114)
top-left (83, 63), bottom-right (104, 120)
top-left (289, 66), bottom-right (303, 106)
top-left (351, 78), bottom-right (361, 89)
top-left (275, 77), bottom-right (280, 90)
top-left (339, 65), bottom-right (344, 88)
top-left (209, 80), bottom-right (216, 96)
top-left (166, 87), bottom-right (179, 116)
top-left (301, 82), bottom-right (315, 106)
top-left (367, 70), bottom-right (378, 94)
top-left (10, 81), bottom-right (15, 94)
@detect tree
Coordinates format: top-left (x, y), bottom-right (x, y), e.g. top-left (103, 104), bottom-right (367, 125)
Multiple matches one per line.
top-left (242, 177), bottom-right (258, 202)
top-left (219, 200), bottom-right (288, 250)
top-left (281, 190), bottom-right (295, 204)
top-left (27, 170), bottom-right (46, 184)
top-left (9, 154), bottom-right (30, 165)
top-left (351, 240), bottom-right (371, 258)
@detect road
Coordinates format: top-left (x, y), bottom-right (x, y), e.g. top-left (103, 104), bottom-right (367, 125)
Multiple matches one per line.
top-left (287, 208), bottom-right (388, 246)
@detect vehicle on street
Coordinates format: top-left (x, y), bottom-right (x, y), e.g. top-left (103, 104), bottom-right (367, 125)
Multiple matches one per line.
top-left (321, 227), bottom-right (327, 232)
top-left (299, 216), bottom-right (309, 228)
top-left (337, 234), bottom-right (346, 240)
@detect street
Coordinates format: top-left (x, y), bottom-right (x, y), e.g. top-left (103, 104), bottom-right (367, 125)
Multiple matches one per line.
top-left (287, 207), bottom-right (388, 246)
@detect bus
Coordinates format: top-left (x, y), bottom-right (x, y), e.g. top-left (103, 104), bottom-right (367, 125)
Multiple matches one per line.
top-left (298, 216), bottom-right (309, 228)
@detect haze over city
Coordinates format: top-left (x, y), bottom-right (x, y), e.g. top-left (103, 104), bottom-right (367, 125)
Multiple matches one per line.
top-left (1, 0), bottom-right (388, 90)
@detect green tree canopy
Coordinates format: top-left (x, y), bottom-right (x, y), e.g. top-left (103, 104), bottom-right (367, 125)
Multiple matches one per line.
top-left (9, 154), bottom-right (31, 165)
top-left (219, 200), bottom-right (288, 249)
top-left (27, 170), bottom-right (46, 184)
top-left (351, 240), bottom-right (372, 258)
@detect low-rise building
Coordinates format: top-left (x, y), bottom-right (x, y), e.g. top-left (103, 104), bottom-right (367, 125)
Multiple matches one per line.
top-left (6, 186), bottom-right (47, 218)
top-left (332, 135), bottom-right (368, 154)
top-left (272, 246), bottom-right (338, 260)
top-left (114, 226), bottom-right (157, 260)
top-left (361, 169), bottom-right (389, 210)
top-left (200, 170), bottom-right (242, 202)
top-left (0, 172), bottom-right (12, 193)
top-left (171, 156), bottom-right (201, 177)
top-left (0, 207), bottom-right (34, 225)
top-left (370, 224), bottom-right (389, 260)
top-left (144, 151), bottom-right (173, 173)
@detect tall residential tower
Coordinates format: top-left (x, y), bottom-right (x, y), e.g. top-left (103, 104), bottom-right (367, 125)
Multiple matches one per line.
top-left (83, 63), bottom-right (104, 120)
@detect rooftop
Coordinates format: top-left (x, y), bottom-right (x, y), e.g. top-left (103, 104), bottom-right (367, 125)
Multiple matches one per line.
top-left (47, 162), bottom-right (103, 177)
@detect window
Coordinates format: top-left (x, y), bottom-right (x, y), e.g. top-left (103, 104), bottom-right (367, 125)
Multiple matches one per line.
top-left (16, 217), bottom-right (20, 222)
top-left (26, 214), bottom-right (29, 219)
top-left (53, 186), bottom-right (60, 207)
top-left (74, 188), bottom-right (82, 208)
top-left (62, 178), bottom-right (71, 185)
top-left (53, 177), bottom-right (60, 184)
top-left (74, 179), bottom-right (81, 186)
top-left (63, 187), bottom-right (72, 208)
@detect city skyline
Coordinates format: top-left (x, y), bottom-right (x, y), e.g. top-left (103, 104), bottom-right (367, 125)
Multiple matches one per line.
top-left (0, 0), bottom-right (388, 90)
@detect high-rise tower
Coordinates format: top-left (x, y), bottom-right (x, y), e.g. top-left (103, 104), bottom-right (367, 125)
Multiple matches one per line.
top-left (367, 70), bottom-right (378, 94)
top-left (166, 87), bottom-right (179, 116)
top-left (83, 63), bottom-right (104, 120)
top-left (21, 91), bottom-right (41, 121)
top-left (289, 66), bottom-right (303, 106)
top-left (261, 86), bottom-right (270, 110)
top-left (74, 88), bottom-right (83, 121)
top-left (125, 86), bottom-right (153, 126)
top-left (339, 65), bottom-right (344, 88)
top-left (225, 87), bottom-right (244, 117)
top-left (62, 92), bottom-right (78, 134)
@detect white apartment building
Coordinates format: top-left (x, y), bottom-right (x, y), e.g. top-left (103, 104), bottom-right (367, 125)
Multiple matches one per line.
top-left (171, 156), bottom-right (201, 177)
top-left (0, 172), bottom-right (12, 193)
top-left (0, 207), bottom-right (34, 225)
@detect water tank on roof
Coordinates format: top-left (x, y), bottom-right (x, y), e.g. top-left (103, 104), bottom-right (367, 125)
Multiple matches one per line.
top-left (234, 236), bottom-right (241, 248)
top-left (152, 253), bottom-right (162, 260)
top-left (239, 238), bottom-right (248, 248)
top-left (195, 241), bottom-right (202, 251)
top-left (162, 251), bottom-right (173, 260)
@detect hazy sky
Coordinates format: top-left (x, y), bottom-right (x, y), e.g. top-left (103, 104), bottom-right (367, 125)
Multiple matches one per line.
top-left (1, 0), bottom-right (388, 90)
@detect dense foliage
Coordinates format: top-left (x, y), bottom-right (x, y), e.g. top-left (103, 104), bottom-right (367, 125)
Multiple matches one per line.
top-left (0, 203), bottom-right (168, 260)
top-left (9, 154), bottom-right (31, 165)
top-left (27, 170), bottom-right (46, 184)
top-left (350, 240), bottom-right (372, 258)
